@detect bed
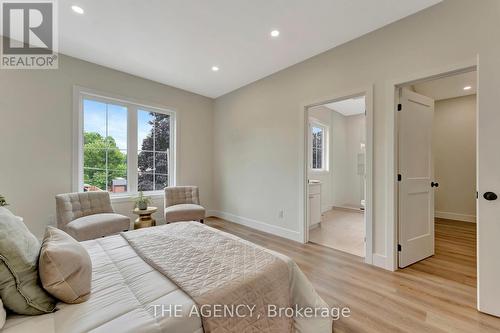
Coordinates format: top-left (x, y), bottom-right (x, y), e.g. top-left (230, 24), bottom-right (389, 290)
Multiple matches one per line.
top-left (3, 222), bottom-right (332, 333)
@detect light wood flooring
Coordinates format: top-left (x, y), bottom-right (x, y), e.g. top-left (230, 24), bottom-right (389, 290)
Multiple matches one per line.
top-left (205, 217), bottom-right (500, 332)
top-left (309, 208), bottom-right (365, 257)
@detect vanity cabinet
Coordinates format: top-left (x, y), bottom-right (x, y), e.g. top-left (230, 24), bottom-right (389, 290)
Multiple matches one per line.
top-left (309, 182), bottom-right (321, 227)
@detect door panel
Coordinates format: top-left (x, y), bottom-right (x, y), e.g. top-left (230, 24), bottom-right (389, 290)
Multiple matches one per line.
top-left (477, 55), bottom-right (500, 316)
top-left (398, 89), bottom-right (435, 268)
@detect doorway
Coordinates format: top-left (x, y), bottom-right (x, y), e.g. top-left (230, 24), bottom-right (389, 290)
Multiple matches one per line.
top-left (303, 90), bottom-right (373, 261)
top-left (397, 70), bottom-right (477, 282)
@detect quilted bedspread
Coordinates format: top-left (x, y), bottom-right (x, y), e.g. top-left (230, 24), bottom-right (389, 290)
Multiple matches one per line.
top-left (4, 223), bottom-right (330, 333)
top-left (122, 222), bottom-right (292, 333)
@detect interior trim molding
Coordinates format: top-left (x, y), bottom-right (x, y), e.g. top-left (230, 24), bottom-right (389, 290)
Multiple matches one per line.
top-left (332, 205), bottom-right (363, 213)
top-left (300, 85), bottom-right (375, 267)
top-left (207, 210), bottom-right (302, 242)
top-left (435, 211), bottom-right (476, 223)
top-left (321, 204), bottom-right (332, 213)
top-left (372, 253), bottom-right (388, 270)
top-left (386, 60), bottom-right (478, 272)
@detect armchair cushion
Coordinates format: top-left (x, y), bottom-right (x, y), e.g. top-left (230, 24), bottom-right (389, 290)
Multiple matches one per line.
top-left (56, 192), bottom-right (114, 229)
top-left (164, 186), bottom-right (200, 207)
top-left (65, 213), bottom-right (130, 241)
top-left (164, 204), bottom-right (205, 222)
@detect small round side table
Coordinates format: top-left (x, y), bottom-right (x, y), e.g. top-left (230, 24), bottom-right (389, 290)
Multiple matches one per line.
top-left (133, 206), bottom-right (158, 229)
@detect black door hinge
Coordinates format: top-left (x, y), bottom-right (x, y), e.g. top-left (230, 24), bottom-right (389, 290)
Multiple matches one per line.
top-left (476, 191), bottom-right (479, 199)
top-left (398, 174), bottom-right (402, 182)
top-left (398, 244), bottom-right (402, 252)
top-left (397, 103), bottom-right (402, 111)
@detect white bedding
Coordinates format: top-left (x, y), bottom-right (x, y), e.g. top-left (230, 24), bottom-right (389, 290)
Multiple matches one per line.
top-left (3, 230), bottom-right (331, 333)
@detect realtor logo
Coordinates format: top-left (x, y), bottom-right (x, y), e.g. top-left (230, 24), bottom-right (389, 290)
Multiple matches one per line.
top-left (1, 0), bottom-right (58, 69)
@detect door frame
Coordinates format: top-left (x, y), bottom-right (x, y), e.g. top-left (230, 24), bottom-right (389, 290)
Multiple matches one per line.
top-left (387, 59), bottom-right (478, 271)
top-left (300, 85), bottom-right (374, 265)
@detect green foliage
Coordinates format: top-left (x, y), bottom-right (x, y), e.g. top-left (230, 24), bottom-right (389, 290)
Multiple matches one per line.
top-left (83, 132), bottom-right (127, 191)
top-left (134, 191), bottom-right (152, 209)
top-left (0, 195), bottom-right (8, 207)
top-left (138, 113), bottom-right (170, 191)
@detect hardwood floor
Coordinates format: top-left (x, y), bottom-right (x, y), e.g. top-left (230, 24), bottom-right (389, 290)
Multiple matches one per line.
top-left (205, 217), bottom-right (500, 332)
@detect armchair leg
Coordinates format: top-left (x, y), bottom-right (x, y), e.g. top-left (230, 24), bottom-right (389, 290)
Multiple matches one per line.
top-left (200, 219), bottom-right (204, 224)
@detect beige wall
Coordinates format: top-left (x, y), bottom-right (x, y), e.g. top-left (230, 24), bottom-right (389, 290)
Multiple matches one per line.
top-left (329, 111), bottom-right (346, 208)
top-left (434, 95), bottom-right (476, 222)
top-left (343, 114), bottom-right (365, 209)
top-left (323, 110), bottom-right (366, 210)
top-left (213, 0), bottom-right (500, 264)
top-left (0, 54), bottom-right (214, 238)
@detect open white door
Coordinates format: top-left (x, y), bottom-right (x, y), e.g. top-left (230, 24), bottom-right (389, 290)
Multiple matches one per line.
top-left (477, 58), bottom-right (500, 316)
top-left (398, 89), bottom-right (435, 268)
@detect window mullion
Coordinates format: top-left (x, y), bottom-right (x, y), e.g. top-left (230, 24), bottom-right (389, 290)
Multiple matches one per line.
top-left (128, 105), bottom-right (138, 193)
top-left (169, 115), bottom-right (175, 186)
top-left (153, 114), bottom-right (156, 190)
top-left (105, 103), bottom-right (109, 190)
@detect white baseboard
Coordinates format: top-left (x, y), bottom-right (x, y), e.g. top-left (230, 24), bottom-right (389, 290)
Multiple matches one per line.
top-left (332, 205), bottom-right (363, 213)
top-left (309, 222), bottom-right (320, 230)
top-left (321, 204), bottom-right (331, 213)
top-left (372, 253), bottom-right (387, 269)
top-left (207, 210), bottom-right (302, 242)
top-left (435, 211), bottom-right (476, 223)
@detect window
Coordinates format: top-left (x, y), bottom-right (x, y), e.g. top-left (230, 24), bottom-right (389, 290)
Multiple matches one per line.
top-left (137, 110), bottom-right (170, 191)
top-left (83, 99), bottom-right (128, 193)
top-left (310, 120), bottom-right (328, 172)
top-left (75, 88), bottom-right (175, 195)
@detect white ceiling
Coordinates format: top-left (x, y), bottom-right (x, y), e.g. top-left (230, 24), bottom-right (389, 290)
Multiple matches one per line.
top-left (413, 71), bottom-right (477, 101)
top-left (324, 97), bottom-right (366, 116)
top-left (60, 0), bottom-right (441, 98)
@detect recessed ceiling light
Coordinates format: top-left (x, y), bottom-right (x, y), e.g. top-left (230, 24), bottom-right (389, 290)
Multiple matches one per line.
top-left (270, 30), bottom-right (280, 37)
top-left (71, 5), bottom-right (84, 14)
top-left (211, 66), bottom-right (219, 72)
top-left (463, 86), bottom-right (472, 91)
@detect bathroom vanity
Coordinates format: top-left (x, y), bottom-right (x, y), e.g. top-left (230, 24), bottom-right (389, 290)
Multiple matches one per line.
top-left (308, 180), bottom-right (322, 228)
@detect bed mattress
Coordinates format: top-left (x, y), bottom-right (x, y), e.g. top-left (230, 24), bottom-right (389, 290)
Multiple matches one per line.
top-left (3, 227), bottom-right (331, 333)
top-left (4, 235), bottom-right (204, 333)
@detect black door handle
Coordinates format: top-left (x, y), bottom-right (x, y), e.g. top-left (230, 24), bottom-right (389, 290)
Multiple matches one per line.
top-left (483, 192), bottom-right (498, 201)
top-left (431, 182), bottom-right (439, 188)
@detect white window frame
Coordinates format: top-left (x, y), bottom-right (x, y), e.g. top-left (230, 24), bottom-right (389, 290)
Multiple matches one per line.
top-left (309, 118), bottom-right (329, 173)
top-left (72, 86), bottom-right (177, 199)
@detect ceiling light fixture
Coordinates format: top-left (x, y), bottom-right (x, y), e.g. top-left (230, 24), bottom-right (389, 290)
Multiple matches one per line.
top-left (463, 86), bottom-right (472, 91)
top-left (71, 5), bottom-right (84, 14)
top-left (270, 30), bottom-right (280, 37)
top-left (211, 66), bottom-right (219, 72)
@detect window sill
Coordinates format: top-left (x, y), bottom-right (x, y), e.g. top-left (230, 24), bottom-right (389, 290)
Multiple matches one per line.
top-left (110, 191), bottom-right (164, 203)
top-left (310, 169), bottom-right (330, 174)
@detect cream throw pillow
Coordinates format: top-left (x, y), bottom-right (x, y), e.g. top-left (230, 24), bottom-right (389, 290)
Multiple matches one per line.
top-left (0, 299), bottom-right (6, 329)
top-left (39, 227), bottom-right (92, 303)
top-left (0, 207), bottom-right (55, 315)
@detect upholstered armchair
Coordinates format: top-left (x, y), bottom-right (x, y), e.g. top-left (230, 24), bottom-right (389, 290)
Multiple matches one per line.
top-left (55, 192), bottom-right (130, 241)
top-left (164, 186), bottom-right (205, 223)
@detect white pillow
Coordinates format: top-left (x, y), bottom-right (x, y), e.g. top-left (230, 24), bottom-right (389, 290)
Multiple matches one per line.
top-left (0, 298), bottom-right (6, 329)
